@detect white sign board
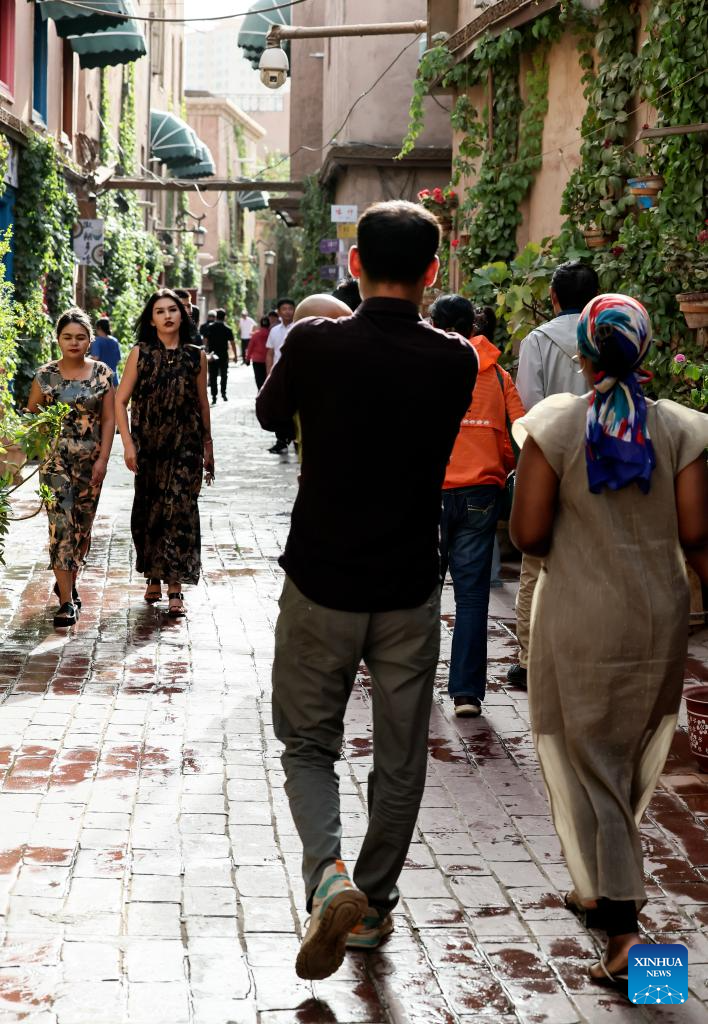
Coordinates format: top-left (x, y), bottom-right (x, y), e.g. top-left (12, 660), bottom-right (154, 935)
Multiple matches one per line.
top-left (72, 219), bottom-right (104, 267)
top-left (331, 204), bottom-right (358, 224)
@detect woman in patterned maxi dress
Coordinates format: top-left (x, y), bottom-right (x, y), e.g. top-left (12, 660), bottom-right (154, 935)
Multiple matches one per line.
top-left (510, 294), bottom-right (708, 988)
top-left (115, 290), bottom-right (213, 617)
top-left (27, 308), bottom-right (115, 628)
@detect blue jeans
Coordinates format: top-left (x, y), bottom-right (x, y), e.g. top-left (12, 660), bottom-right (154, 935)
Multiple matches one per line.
top-left (440, 484), bottom-right (501, 702)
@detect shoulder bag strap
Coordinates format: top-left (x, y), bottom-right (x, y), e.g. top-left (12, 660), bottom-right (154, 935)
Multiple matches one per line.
top-left (494, 365), bottom-right (520, 461)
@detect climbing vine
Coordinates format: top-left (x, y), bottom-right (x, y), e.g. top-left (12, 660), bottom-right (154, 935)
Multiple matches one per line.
top-left (12, 134), bottom-right (78, 401)
top-left (118, 64), bottom-right (137, 174)
top-left (291, 175), bottom-right (335, 303)
top-left (397, 43), bottom-right (454, 159)
top-left (207, 240), bottom-right (254, 322)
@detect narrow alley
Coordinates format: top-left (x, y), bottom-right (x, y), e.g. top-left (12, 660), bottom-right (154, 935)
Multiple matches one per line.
top-left (0, 367), bottom-right (706, 1024)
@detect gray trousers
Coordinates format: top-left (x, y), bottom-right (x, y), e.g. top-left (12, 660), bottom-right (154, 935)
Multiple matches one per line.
top-left (272, 576), bottom-right (440, 913)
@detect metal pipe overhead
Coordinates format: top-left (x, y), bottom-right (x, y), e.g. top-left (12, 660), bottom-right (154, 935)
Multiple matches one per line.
top-left (99, 178), bottom-right (303, 192)
top-left (266, 21), bottom-right (427, 42)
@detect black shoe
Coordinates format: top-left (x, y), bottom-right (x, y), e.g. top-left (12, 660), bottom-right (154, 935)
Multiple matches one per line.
top-left (53, 583), bottom-right (81, 609)
top-left (453, 696), bottom-right (482, 718)
top-left (222, 395), bottom-right (228, 401)
top-left (507, 663), bottom-right (528, 690)
top-left (54, 602), bottom-right (78, 628)
top-left (268, 440), bottom-right (288, 454)
top-left (211, 398), bottom-right (217, 406)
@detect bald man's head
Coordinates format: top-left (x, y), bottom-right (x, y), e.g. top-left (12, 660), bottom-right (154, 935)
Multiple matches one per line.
top-left (293, 294), bottom-right (352, 322)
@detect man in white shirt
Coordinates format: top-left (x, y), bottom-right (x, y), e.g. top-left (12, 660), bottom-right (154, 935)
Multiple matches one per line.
top-left (509, 260), bottom-right (598, 690)
top-left (239, 309), bottom-right (257, 363)
top-left (265, 297), bottom-right (296, 453)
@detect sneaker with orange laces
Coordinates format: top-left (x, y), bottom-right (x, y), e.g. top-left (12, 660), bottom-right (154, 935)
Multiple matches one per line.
top-left (346, 905), bottom-right (394, 949)
top-left (295, 860), bottom-right (367, 980)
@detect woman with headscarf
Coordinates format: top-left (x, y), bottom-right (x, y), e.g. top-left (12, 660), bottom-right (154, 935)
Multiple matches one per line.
top-left (115, 289), bottom-right (214, 617)
top-left (510, 294), bottom-right (708, 989)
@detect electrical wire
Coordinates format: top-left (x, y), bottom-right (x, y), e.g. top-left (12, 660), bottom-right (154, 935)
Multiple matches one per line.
top-left (41, 0), bottom-right (313, 25)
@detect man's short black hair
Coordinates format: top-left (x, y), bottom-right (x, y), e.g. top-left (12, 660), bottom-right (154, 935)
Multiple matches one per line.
top-left (277, 297), bottom-right (295, 310)
top-left (331, 276), bottom-right (361, 312)
top-left (95, 316), bottom-right (111, 334)
top-left (429, 294), bottom-right (474, 339)
top-left (215, 307), bottom-right (226, 320)
top-left (551, 261), bottom-right (599, 311)
top-left (174, 287), bottom-right (191, 302)
top-left (356, 201), bottom-right (440, 285)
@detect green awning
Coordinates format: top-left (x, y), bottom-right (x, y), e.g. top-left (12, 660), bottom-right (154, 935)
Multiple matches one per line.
top-left (237, 0), bottom-right (290, 71)
top-left (36, 0), bottom-right (131, 36)
top-left (175, 143), bottom-right (216, 180)
top-left (68, 7), bottom-right (146, 69)
top-left (150, 111), bottom-right (198, 168)
top-left (237, 190), bottom-right (270, 211)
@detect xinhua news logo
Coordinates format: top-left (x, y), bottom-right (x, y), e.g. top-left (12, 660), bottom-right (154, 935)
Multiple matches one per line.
top-left (628, 943), bottom-right (688, 1005)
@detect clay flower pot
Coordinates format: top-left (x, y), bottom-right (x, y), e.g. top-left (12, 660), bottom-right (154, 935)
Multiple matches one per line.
top-left (583, 227), bottom-right (611, 249)
top-left (676, 291), bottom-right (708, 330)
top-left (685, 685), bottom-right (708, 772)
top-left (627, 175), bottom-right (664, 210)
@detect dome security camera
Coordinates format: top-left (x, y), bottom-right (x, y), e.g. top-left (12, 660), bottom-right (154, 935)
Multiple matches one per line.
top-left (259, 44), bottom-right (289, 89)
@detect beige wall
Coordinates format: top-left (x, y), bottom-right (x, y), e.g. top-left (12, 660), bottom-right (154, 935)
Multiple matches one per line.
top-left (184, 95), bottom-right (265, 270)
top-left (290, 0), bottom-right (326, 179)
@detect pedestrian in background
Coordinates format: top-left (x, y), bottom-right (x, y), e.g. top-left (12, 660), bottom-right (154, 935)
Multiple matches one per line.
top-left (199, 309), bottom-right (216, 343)
top-left (115, 289), bottom-right (213, 618)
top-left (90, 316), bottom-right (121, 387)
top-left (508, 260), bottom-right (599, 690)
top-left (431, 297), bottom-right (525, 718)
top-left (257, 200), bottom-right (477, 982)
top-left (239, 308), bottom-right (256, 364)
top-left (510, 293), bottom-right (708, 989)
top-left (265, 297), bottom-right (296, 454)
top-left (331, 276), bottom-right (361, 312)
top-left (27, 308), bottom-right (115, 627)
top-left (205, 308), bottom-right (236, 404)
top-left (174, 288), bottom-right (201, 342)
top-left (246, 315), bottom-right (272, 391)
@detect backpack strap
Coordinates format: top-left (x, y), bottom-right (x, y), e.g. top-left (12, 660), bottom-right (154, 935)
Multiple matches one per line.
top-left (494, 365), bottom-right (520, 461)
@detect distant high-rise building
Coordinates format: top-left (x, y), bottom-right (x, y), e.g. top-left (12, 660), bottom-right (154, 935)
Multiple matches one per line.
top-left (185, 21), bottom-right (290, 160)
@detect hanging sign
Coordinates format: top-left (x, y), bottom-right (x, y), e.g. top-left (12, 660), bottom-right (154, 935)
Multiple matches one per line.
top-left (336, 223), bottom-right (357, 239)
top-left (331, 204), bottom-right (358, 223)
top-left (319, 265), bottom-right (339, 280)
top-left (319, 239), bottom-right (339, 254)
top-left (72, 219), bottom-right (105, 267)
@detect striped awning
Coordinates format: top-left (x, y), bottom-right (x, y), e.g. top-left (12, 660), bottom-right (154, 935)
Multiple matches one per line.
top-left (150, 111), bottom-right (198, 168)
top-left (67, 1), bottom-right (146, 68)
top-left (237, 190), bottom-right (270, 211)
top-left (175, 143), bottom-right (216, 180)
top-left (237, 0), bottom-right (290, 72)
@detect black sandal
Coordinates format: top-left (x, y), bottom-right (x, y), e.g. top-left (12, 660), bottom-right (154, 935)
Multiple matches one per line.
top-left (53, 583), bottom-right (81, 609)
top-left (144, 578), bottom-right (162, 603)
top-left (54, 602), bottom-right (78, 628)
top-left (167, 591), bottom-right (185, 617)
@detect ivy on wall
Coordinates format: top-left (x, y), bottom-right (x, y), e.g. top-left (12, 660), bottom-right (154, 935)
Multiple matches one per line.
top-left (291, 175), bottom-right (334, 303)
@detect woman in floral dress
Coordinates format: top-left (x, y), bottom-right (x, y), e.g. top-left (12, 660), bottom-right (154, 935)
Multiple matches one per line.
top-left (115, 289), bottom-right (213, 617)
top-left (27, 308), bottom-right (115, 628)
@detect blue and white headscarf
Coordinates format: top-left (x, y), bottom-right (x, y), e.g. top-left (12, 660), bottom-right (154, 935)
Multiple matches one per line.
top-left (577, 293), bottom-right (655, 494)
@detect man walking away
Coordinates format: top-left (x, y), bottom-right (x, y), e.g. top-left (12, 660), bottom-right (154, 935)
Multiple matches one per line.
top-left (239, 308), bottom-right (256, 364)
top-left (265, 297), bottom-right (296, 453)
top-left (199, 309), bottom-right (216, 343)
top-left (508, 260), bottom-right (598, 690)
top-left (90, 316), bottom-right (121, 387)
top-left (205, 308), bottom-right (235, 404)
top-left (256, 200), bottom-right (477, 981)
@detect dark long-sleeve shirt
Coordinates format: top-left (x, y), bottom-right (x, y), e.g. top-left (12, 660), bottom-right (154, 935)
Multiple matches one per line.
top-left (256, 297), bottom-right (478, 612)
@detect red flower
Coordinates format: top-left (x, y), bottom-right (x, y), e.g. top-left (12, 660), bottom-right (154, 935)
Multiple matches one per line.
top-left (451, 238), bottom-right (460, 249)
top-left (603, 139), bottom-right (612, 148)
top-left (417, 189), bottom-right (431, 200)
top-left (698, 229), bottom-right (708, 243)
top-left (432, 187), bottom-right (445, 203)
top-left (610, 246), bottom-right (625, 256)
top-left (642, 122), bottom-right (650, 130)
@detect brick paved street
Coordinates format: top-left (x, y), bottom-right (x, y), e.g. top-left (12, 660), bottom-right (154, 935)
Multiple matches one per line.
top-left (0, 365), bottom-right (707, 1024)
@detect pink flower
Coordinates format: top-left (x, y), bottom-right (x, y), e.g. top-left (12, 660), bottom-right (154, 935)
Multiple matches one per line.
top-left (417, 189), bottom-right (431, 200)
top-left (698, 229), bottom-right (708, 243)
top-left (674, 353), bottom-right (687, 364)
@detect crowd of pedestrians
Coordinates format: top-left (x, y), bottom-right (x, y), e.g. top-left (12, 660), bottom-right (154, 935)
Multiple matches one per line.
top-left (24, 198), bottom-right (708, 995)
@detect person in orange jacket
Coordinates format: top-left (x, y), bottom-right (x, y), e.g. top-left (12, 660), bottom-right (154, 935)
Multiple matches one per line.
top-left (430, 296), bottom-right (526, 718)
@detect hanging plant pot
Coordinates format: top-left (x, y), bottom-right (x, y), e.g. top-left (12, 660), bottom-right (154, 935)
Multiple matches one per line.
top-left (676, 291), bottom-right (708, 330)
top-left (685, 685), bottom-right (708, 772)
top-left (627, 175), bottom-right (664, 210)
top-left (583, 227), bottom-right (612, 249)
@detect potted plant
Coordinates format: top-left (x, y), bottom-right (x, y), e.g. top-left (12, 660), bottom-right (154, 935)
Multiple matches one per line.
top-left (417, 186), bottom-right (459, 234)
top-left (662, 223), bottom-right (708, 329)
top-left (626, 174), bottom-right (665, 209)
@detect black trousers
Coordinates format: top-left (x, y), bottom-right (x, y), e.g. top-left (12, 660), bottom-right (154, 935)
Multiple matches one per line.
top-left (208, 355), bottom-right (228, 399)
top-left (241, 338), bottom-right (250, 362)
top-left (252, 361), bottom-right (267, 390)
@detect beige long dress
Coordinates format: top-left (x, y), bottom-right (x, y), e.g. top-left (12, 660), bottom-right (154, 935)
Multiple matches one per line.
top-left (514, 394), bottom-right (708, 904)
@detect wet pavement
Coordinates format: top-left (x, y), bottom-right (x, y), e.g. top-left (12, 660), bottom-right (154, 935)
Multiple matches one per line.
top-left (0, 364), bottom-right (707, 1024)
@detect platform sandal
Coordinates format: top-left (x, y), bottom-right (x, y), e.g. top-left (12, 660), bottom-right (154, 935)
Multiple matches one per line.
top-left (167, 591), bottom-right (185, 617)
top-left (144, 579), bottom-right (162, 603)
